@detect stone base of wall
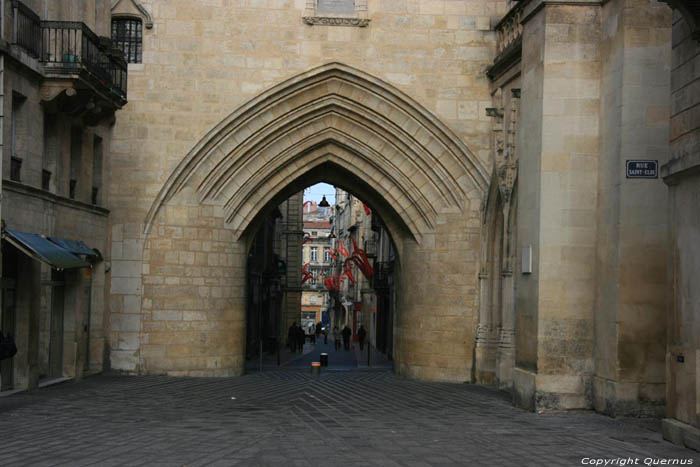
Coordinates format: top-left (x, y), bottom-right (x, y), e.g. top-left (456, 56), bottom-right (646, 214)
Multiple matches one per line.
top-left (395, 362), bottom-right (471, 384)
top-left (513, 367), bottom-right (536, 410)
top-left (514, 367), bottom-right (593, 412)
top-left (663, 418), bottom-right (700, 452)
top-left (593, 376), bottom-right (665, 418)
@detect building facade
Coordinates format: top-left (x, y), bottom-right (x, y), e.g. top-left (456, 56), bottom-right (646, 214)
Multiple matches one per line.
top-left (0, 0), bottom-right (698, 450)
top-left (301, 214), bottom-right (333, 331)
top-left (660, 2), bottom-right (700, 448)
top-left (0, 0), bottom-right (126, 390)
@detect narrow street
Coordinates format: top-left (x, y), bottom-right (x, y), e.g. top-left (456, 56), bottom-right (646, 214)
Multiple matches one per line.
top-left (0, 367), bottom-right (696, 467)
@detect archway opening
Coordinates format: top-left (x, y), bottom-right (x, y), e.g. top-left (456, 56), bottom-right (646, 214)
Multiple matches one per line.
top-left (243, 175), bottom-right (401, 372)
top-left (137, 64), bottom-right (485, 382)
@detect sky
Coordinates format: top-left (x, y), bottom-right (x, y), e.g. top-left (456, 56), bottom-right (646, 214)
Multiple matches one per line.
top-left (304, 183), bottom-right (336, 205)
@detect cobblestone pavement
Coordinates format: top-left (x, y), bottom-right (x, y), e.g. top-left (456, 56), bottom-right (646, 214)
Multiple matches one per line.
top-left (1, 370), bottom-right (698, 467)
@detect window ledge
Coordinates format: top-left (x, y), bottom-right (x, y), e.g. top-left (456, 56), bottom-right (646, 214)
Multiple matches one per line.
top-left (302, 16), bottom-right (370, 27)
top-left (3, 179), bottom-right (110, 217)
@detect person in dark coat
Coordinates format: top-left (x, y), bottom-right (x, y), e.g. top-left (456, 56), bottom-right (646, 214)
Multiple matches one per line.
top-left (333, 326), bottom-right (341, 351)
top-left (358, 325), bottom-right (367, 351)
top-left (288, 322), bottom-right (298, 353)
top-left (296, 324), bottom-right (306, 352)
top-left (341, 325), bottom-right (352, 351)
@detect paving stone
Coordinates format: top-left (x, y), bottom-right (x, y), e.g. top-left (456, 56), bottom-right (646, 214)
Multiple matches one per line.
top-left (0, 371), bottom-right (698, 466)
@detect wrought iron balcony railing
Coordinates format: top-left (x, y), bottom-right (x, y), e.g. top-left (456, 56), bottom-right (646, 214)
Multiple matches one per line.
top-left (9, 1), bottom-right (128, 104)
top-left (42, 21), bottom-right (127, 102)
top-left (12, 0), bottom-right (41, 58)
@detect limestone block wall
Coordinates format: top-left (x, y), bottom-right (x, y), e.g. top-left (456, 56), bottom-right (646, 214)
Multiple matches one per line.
top-left (137, 193), bottom-right (246, 376)
top-left (514, 4), bottom-right (545, 403)
top-left (515, 2), bottom-right (602, 411)
top-left (395, 209), bottom-right (481, 383)
top-left (108, 0), bottom-right (500, 378)
top-left (662, 9), bottom-right (700, 445)
top-left (594, 0), bottom-right (670, 417)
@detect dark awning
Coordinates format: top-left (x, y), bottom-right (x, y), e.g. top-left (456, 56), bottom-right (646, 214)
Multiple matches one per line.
top-left (2, 230), bottom-right (90, 270)
top-left (48, 237), bottom-right (96, 256)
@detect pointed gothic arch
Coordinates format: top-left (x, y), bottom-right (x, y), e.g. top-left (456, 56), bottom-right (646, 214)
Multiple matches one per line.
top-left (144, 62), bottom-right (489, 243)
top-left (138, 63), bottom-right (486, 382)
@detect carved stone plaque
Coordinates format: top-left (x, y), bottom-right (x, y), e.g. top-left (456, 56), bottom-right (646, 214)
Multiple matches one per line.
top-left (317, 0), bottom-right (355, 15)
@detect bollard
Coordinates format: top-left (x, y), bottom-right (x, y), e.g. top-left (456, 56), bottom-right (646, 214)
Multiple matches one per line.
top-left (311, 362), bottom-right (321, 379)
top-left (320, 353), bottom-right (328, 367)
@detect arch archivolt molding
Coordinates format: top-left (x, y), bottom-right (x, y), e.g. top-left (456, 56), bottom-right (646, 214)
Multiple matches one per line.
top-left (226, 139), bottom-right (431, 239)
top-left (145, 63), bottom-right (489, 242)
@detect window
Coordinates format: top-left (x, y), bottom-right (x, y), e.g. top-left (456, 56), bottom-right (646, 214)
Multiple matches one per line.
top-left (111, 18), bottom-right (142, 63)
top-left (324, 249), bottom-right (331, 262)
top-left (311, 231), bottom-right (317, 236)
top-left (70, 127), bottom-right (82, 200)
top-left (11, 92), bottom-right (26, 175)
top-left (92, 136), bottom-right (103, 205)
top-left (43, 112), bottom-right (57, 192)
top-left (42, 170), bottom-right (51, 190)
top-left (10, 157), bottom-right (22, 182)
top-left (310, 247), bottom-right (318, 262)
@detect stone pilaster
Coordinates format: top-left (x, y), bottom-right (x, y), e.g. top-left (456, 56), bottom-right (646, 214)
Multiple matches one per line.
top-left (514, 0), bottom-right (602, 411)
top-left (593, 0), bottom-right (670, 417)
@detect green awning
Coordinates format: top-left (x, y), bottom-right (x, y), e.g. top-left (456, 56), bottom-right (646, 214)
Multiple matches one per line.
top-left (2, 230), bottom-right (90, 270)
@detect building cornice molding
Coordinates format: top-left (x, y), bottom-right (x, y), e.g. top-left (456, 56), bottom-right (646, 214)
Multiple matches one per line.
top-left (3, 180), bottom-right (110, 217)
top-left (302, 16), bottom-right (370, 27)
top-left (519, 0), bottom-right (603, 25)
top-left (111, 0), bottom-right (153, 29)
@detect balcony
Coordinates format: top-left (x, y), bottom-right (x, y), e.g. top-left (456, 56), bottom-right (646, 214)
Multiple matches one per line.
top-left (495, 2), bottom-right (523, 57)
top-left (42, 21), bottom-right (127, 107)
top-left (487, 1), bottom-right (523, 80)
top-left (10, 1), bottom-right (127, 113)
top-left (12, 0), bottom-right (41, 58)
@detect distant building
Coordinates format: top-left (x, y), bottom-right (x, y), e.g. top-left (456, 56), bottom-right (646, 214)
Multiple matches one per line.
top-left (301, 211), bottom-right (333, 331)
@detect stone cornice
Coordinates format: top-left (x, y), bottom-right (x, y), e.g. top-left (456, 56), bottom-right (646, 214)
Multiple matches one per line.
top-left (3, 180), bottom-right (110, 217)
top-left (661, 150), bottom-right (700, 185)
top-left (302, 16), bottom-right (370, 27)
top-left (487, 37), bottom-right (522, 81)
top-left (519, 0), bottom-right (603, 24)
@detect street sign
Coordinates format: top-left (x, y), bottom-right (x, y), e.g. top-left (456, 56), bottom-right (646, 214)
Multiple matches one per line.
top-left (626, 160), bottom-right (658, 179)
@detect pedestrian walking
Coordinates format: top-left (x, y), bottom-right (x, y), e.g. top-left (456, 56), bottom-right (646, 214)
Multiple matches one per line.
top-left (358, 324), bottom-right (367, 351)
top-left (309, 324), bottom-right (316, 344)
top-left (341, 325), bottom-right (352, 351)
top-left (333, 326), bottom-right (341, 351)
top-left (323, 327), bottom-right (328, 345)
top-left (296, 325), bottom-right (306, 352)
top-left (288, 322), bottom-right (298, 353)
